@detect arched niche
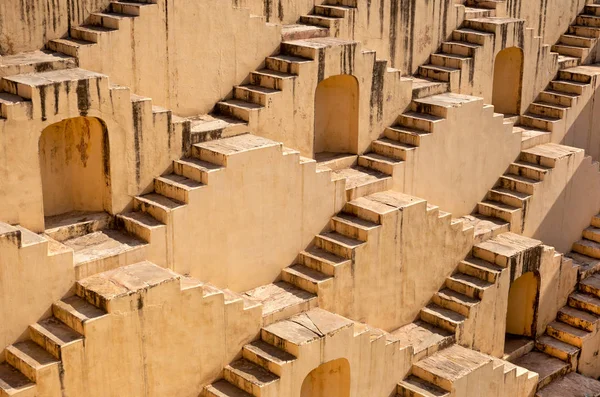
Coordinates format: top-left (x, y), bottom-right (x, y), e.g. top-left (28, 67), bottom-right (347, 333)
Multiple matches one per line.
top-left (492, 47), bottom-right (524, 116)
top-left (39, 116), bottom-right (111, 221)
top-left (506, 271), bottom-right (541, 337)
top-left (314, 74), bottom-right (359, 157)
top-left (300, 358), bottom-right (351, 397)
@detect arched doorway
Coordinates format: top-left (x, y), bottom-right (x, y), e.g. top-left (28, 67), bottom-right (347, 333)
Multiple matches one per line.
top-left (39, 117), bottom-right (111, 221)
top-left (300, 358), bottom-right (351, 397)
top-left (314, 75), bottom-right (359, 157)
top-left (506, 271), bottom-right (541, 338)
top-left (492, 47), bottom-right (524, 116)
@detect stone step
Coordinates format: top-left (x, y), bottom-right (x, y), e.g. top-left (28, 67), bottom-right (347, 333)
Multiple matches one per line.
top-left (486, 187), bottom-right (531, 209)
top-left (418, 64), bottom-right (460, 86)
top-left (573, 239), bottom-right (600, 259)
top-left (568, 25), bottom-right (600, 39)
top-left (497, 173), bottom-right (539, 195)
top-left (520, 112), bottom-right (560, 132)
top-left (432, 288), bottom-right (479, 317)
top-left (134, 193), bottom-right (185, 224)
top-left (154, 173), bottom-right (205, 204)
top-left (477, 200), bottom-right (522, 230)
top-left (110, 1), bottom-right (153, 16)
top-left (223, 358), bottom-right (279, 396)
top-left (44, 211), bottom-right (113, 242)
top-left (115, 211), bottom-right (165, 244)
top-left (331, 166), bottom-right (392, 201)
top-left (280, 24), bottom-right (329, 41)
top-left (430, 52), bottom-right (472, 70)
top-left (384, 125), bottom-right (431, 146)
top-left (538, 90), bottom-right (579, 107)
top-left (398, 111), bottom-right (444, 132)
top-left (509, 160), bottom-right (551, 181)
top-left (445, 272), bottom-right (491, 300)
top-left (560, 34), bottom-right (596, 48)
top-left (535, 334), bottom-right (580, 368)
top-left (420, 303), bottom-right (466, 333)
top-left (0, 50), bottom-right (76, 78)
top-left (0, 92), bottom-right (32, 120)
top-left (215, 100), bottom-right (262, 122)
top-left (1, 68), bottom-right (105, 99)
top-left (546, 320), bottom-right (591, 348)
top-left (260, 308), bottom-right (353, 356)
top-left (242, 340), bottom-right (295, 376)
top-left (203, 379), bottom-right (253, 397)
top-left (330, 212), bottom-right (379, 241)
top-left (281, 264), bottom-right (332, 294)
top-left (410, 77), bottom-right (449, 99)
top-left (559, 68), bottom-right (594, 84)
top-left (582, 226), bottom-right (600, 244)
top-left (62, 229), bottom-right (148, 279)
top-left (314, 231), bottom-right (364, 259)
top-left (233, 85), bottom-right (280, 106)
top-left (371, 138), bottom-right (417, 161)
top-left (265, 54), bottom-right (312, 74)
top-left (503, 336), bottom-right (534, 361)
top-left (458, 257), bottom-right (503, 283)
top-left (297, 246), bottom-right (350, 276)
top-left (472, 232), bottom-right (542, 268)
top-left (397, 375), bottom-right (450, 397)
top-left (512, 351), bottom-right (569, 390)
top-left (173, 157), bottom-right (225, 185)
top-left (557, 305), bottom-right (599, 332)
top-left (0, 362), bottom-right (36, 397)
top-left (549, 79), bottom-right (588, 95)
top-left (441, 41), bottom-right (481, 57)
top-left (314, 4), bottom-right (353, 18)
top-left (357, 152), bottom-right (403, 175)
top-left (520, 143), bottom-right (581, 168)
top-left (551, 44), bottom-right (590, 59)
top-left (89, 11), bottom-right (132, 29)
top-left (535, 371), bottom-right (600, 397)
top-left (243, 281), bottom-right (317, 326)
top-left (579, 273), bottom-right (600, 298)
top-left (5, 341), bottom-right (59, 383)
top-left (452, 28), bottom-right (493, 45)
top-left (569, 291), bottom-right (600, 315)
top-left (70, 24), bottom-right (116, 43)
top-left (528, 101), bottom-right (568, 119)
top-left (576, 14), bottom-right (600, 28)
top-left (299, 14), bottom-right (341, 29)
top-left (411, 344), bottom-right (492, 392)
top-left (586, 4), bottom-right (600, 16)
top-left (29, 317), bottom-right (83, 360)
top-left (391, 320), bottom-right (455, 361)
top-left (52, 295), bottom-right (107, 335)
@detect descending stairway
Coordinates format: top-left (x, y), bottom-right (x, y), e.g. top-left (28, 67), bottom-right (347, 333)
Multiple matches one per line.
top-left (498, 215), bottom-right (600, 392)
top-left (551, 3), bottom-right (600, 65)
top-left (203, 308), bottom-right (354, 397)
top-left (467, 143), bottom-right (582, 240)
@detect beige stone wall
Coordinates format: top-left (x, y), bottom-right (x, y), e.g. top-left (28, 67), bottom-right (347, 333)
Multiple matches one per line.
top-left (0, 226), bottom-right (74, 351)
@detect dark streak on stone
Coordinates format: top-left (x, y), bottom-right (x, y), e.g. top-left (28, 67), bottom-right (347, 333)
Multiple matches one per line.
top-left (53, 82), bottom-right (60, 115)
top-left (39, 85), bottom-right (47, 121)
top-left (181, 120), bottom-right (191, 155)
top-left (370, 60), bottom-right (386, 125)
top-left (100, 119), bottom-right (111, 187)
top-left (76, 80), bottom-right (90, 116)
top-left (132, 100), bottom-right (143, 185)
top-left (317, 48), bottom-right (326, 82)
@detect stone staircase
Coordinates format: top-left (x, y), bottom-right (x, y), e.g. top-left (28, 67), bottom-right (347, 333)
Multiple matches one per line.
top-left (468, 143), bottom-right (584, 240)
top-left (519, 65), bottom-right (600, 145)
top-left (296, 0), bottom-right (357, 39)
top-left (397, 344), bottom-right (537, 397)
top-left (203, 307), bottom-right (355, 397)
top-left (394, 232), bottom-right (543, 395)
top-left (551, 3), bottom-right (600, 65)
top-left (0, 260), bottom-right (264, 396)
top-left (118, 133), bottom-right (342, 269)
